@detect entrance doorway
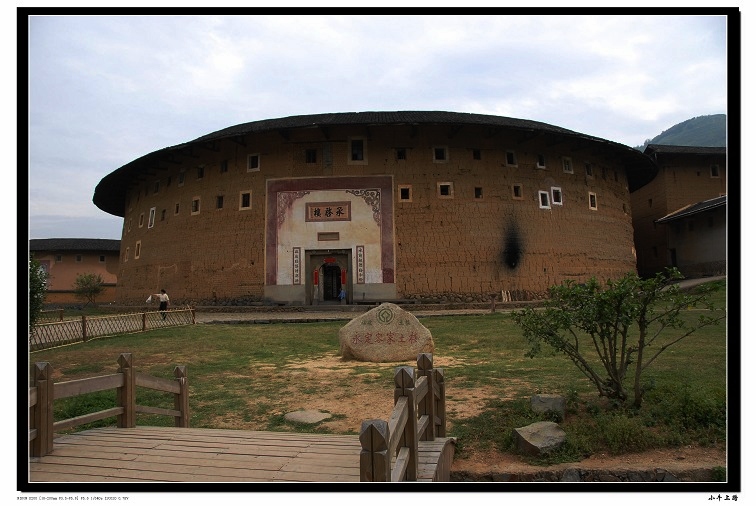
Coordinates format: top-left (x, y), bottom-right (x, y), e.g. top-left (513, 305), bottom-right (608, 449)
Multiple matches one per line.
top-left (306, 249), bottom-right (351, 305)
top-left (323, 264), bottom-right (342, 302)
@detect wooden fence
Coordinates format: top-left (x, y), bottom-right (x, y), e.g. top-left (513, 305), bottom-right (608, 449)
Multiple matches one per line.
top-left (28, 352), bottom-right (189, 458)
top-left (30, 308), bottom-right (196, 351)
top-left (359, 353), bottom-right (451, 482)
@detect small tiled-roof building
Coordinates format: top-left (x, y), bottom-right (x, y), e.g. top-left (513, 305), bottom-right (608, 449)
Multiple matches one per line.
top-left (93, 111), bottom-right (658, 305)
top-left (29, 238), bottom-right (121, 305)
top-left (630, 144), bottom-right (727, 277)
top-left (654, 195), bottom-right (727, 278)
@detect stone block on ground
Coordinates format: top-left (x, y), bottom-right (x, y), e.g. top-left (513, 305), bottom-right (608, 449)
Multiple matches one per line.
top-left (284, 410), bottom-right (332, 424)
top-left (338, 303), bottom-right (434, 362)
top-left (512, 421), bottom-right (566, 456)
top-left (530, 394), bottom-right (566, 421)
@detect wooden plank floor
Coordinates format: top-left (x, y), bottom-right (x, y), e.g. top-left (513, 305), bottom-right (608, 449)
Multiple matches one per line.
top-left (28, 426), bottom-right (453, 483)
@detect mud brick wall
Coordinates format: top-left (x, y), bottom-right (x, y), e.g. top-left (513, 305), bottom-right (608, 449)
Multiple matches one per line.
top-left (113, 121), bottom-right (641, 305)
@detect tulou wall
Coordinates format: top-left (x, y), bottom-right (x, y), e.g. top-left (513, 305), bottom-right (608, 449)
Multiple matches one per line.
top-left (106, 115), bottom-right (642, 306)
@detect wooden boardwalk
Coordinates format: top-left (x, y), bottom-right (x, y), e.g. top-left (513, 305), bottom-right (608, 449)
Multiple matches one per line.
top-left (28, 426), bottom-right (455, 483)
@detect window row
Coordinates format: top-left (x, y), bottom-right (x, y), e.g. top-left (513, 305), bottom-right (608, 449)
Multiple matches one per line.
top-left (398, 183), bottom-right (598, 210)
top-left (51, 254), bottom-right (108, 263)
top-left (136, 142), bottom-right (618, 203)
top-left (129, 191), bottom-right (255, 231)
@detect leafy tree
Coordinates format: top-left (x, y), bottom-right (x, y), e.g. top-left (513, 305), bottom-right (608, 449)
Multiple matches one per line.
top-left (29, 254), bottom-right (48, 332)
top-left (74, 273), bottom-right (105, 306)
top-left (511, 269), bottom-right (725, 408)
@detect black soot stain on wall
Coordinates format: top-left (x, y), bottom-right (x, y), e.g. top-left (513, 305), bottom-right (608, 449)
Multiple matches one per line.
top-left (503, 223), bottom-right (523, 269)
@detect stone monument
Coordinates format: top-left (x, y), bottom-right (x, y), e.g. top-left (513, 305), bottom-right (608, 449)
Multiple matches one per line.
top-left (338, 303), bottom-right (434, 362)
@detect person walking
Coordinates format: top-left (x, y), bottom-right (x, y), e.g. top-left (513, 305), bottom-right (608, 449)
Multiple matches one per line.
top-left (153, 289), bottom-right (170, 320)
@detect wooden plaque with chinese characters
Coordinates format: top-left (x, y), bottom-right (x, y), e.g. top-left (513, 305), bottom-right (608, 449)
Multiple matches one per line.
top-left (305, 202), bottom-right (352, 222)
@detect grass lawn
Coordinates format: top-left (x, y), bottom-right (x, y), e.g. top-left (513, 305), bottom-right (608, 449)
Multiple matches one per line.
top-left (28, 281), bottom-right (727, 466)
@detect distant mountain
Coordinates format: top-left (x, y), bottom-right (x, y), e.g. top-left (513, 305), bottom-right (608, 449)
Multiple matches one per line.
top-left (635, 114), bottom-right (726, 150)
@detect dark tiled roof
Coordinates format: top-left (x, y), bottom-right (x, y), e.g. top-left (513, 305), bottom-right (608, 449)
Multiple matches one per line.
top-left (94, 111), bottom-right (658, 217)
top-left (655, 195), bottom-right (727, 223)
top-left (644, 144), bottom-right (727, 156)
top-left (29, 238), bottom-right (121, 252)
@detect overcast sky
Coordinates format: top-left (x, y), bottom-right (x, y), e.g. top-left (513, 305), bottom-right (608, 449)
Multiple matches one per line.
top-left (25, 11), bottom-right (733, 240)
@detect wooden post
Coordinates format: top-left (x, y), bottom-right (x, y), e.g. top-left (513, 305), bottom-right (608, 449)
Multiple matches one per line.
top-left (174, 365), bottom-right (189, 427)
top-left (435, 368), bottom-right (446, 437)
top-left (416, 353), bottom-right (436, 441)
top-left (58, 309), bottom-right (64, 322)
top-left (117, 353), bottom-right (135, 428)
top-left (190, 308), bottom-right (196, 324)
top-left (394, 366), bottom-right (418, 481)
top-left (81, 315), bottom-right (87, 342)
top-left (359, 420), bottom-right (390, 481)
top-left (31, 362), bottom-right (53, 457)
top-left (142, 312), bottom-right (147, 332)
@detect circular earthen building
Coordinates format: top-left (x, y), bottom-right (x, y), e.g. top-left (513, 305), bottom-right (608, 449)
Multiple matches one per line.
top-left (93, 111), bottom-right (656, 305)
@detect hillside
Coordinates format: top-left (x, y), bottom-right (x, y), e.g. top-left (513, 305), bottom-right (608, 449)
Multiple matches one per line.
top-left (635, 114), bottom-right (726, 150)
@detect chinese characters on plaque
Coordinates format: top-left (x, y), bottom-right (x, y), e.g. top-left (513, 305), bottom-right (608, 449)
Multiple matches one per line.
top-left (305, 201), bottom-right (351, 222)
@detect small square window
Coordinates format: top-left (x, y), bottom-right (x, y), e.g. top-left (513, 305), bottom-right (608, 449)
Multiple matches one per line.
top-left (161, 209), bottom-right (166, 221)
top-left (305, 149), bottom-right (317, 163)
top-left (474, 187), bottom-right (483, 199)
top-left (473, 149), bottom-right (481, 160)
top-left (349, 138), bottom-right (366, 163)
top-left (506, 151), bottom-right (517, 166)
top-left (585, 162), bottom-right (593, 178)
top-left (438, 182), bottom-right (453, 198)
top-left (175, 203), bottom-right (180, 215)
top-left (99, 255), bottom-right (106, 262)
top-left (512, 184), bottom-right (523, 200)
top-left (216, 195), bottom-right (224, 210)
top-left (396, 148), bottom-right (407, 160)
top-left (55, 255), bottom-right (62, 262)
top-left (178, 170), bottom-right (185, 186)
top-left (135, 241), bottom-right (141, 259)
top-left (197, 166), bottom-right (205, 179)
top-left (538, 191), bottom-right (550, 209)
top-left (589, 192), bottom-right (598, 210)
top-left (562, 157), bottom-right (573, 174)
top-left (148, 207), bottom-right (156, 228)
top-left (433, 146), bottom-right (448, 162)
top-left (191, 197), bottom-right (201, 215)
top-left (248, 154), bottom-right (260, 172)
top-left (240, 191), bottom-right (252, 210)
top-left (220, 160), bottom-right (228, 173)
top-left (153, 181), bottom-right (160, 194)
top-left (399, 185), bottom-right (412, 202)
top-left (537, 154), bottom-right (546, 168)
top-left (139, 213), bottom-right (145, 228)
top-left (75, 255), bottom-right (83, 262)
top-left (551, 187), bottom-right (563, 205)
top-left (710, 165), bottom-right (720, 178)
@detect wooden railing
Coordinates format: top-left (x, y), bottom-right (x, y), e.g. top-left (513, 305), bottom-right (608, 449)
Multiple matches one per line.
top-left (359, 353), bottom-right (447, 482)
top-left (28, 352), bottom-right (189, 458)
top-left (30, 308), bottom-right (196, 351)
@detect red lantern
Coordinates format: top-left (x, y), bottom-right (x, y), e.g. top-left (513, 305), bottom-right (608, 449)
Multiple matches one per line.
top-left (313, 269), bottom-right (319, 285)
top-left (341, 269), bottom-right (347, 285)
